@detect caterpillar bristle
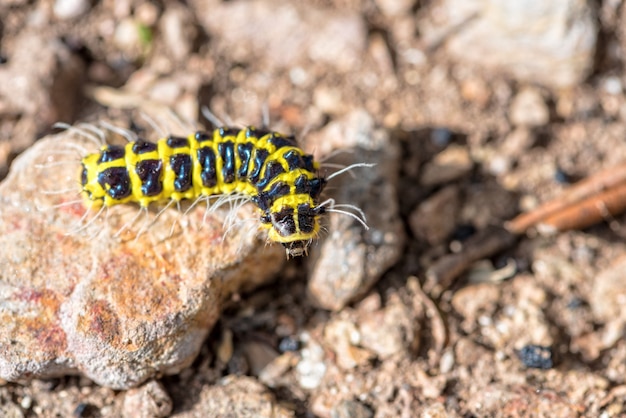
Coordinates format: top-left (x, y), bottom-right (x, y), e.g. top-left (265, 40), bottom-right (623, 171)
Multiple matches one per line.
top-left (47, 113), bottom-right (373, 257)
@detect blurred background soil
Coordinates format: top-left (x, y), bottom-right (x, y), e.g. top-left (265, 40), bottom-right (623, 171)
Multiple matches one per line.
top-left (2, 0), bottom-right (626, 417)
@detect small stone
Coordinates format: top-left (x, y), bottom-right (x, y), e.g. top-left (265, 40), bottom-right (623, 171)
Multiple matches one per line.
top-left (160, 6), bottom-right (196, 63)
top-left (0, 401), bottom-right (23, 418)
top-left (451, 283), bottom-right (501, 325)
top-left (460, 77), bottom-right (491, 108)
top-left (122, 381), bottom-right (172, 418)
top-left (20, 396), bottom-right (32, 410)
top-left (421, 403), bottom-right (449, 418)
top-left (331, 399), bottom-right (374, 418)
top-left (516, 345), bottom-right (553, 369)
top-left (314, 88), bottom-right (346, 115)
top-left (307, 110), bottom-right (404, 310)
top-left (419, 0), bottom-right (597, 88)
top-left (296, 338), bottom-right (327, 389)
top-left (186, 376), bottom-right (294, 417)
top-left (358, 300), bottom-right (416, 358)
top-left (409, 184), bottom-right (460, 245)
top-left (241, 340), bottom-right (279, 377)
top-left (590, 256), bottom-right (626, 322)
top-left (374, 0), bottom-right (413, 17)
top-left (0, 30), bottom-right (83, 151)
top-left (420, 145), bottom-right (474, 186)
top-left (324, 319), bottom-right (372, 369)
top-left (114, 18), bottom-right (145, 58)
top-left (258, 352), bottom-right (298, 387)
top-left (196, 0), bottom-right (366, 71)
top-left (510, 87), bottom-right (550, 127)
top-left (53, 0), bottom-right (90, 19)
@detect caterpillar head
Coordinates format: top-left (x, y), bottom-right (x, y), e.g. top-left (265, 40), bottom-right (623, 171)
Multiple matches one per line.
top-left (263, 203), bottom-right (325, 258)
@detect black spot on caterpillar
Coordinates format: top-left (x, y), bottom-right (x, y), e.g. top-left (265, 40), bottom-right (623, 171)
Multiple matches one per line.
top-left (75, 115), bottom-right (370, 257)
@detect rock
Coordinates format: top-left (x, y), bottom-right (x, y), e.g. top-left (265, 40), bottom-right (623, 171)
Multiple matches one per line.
top-left (258, 351), bottom-right (298, 387)
top-left (241, 340), bottom-right (279, 377)
top-left (331, 400), bottom-right (374, 418)
top-left (419, 0), bottom-right (597, 88)
top-left (159, 5), bottom-right (196, 64)
top-left (53, 0), bottom-right (90, 19)
top-left (113, 18), bottom-right (147, 60)
top-left (306, 110), bottom-right (405, 310)
top-left (509, 87), bottom-right (550, 127)
top-left (122, 380), bottom-right (172, 418)
top-left (0, 30), bottom-right (84, 154)
top-left (177, 376), bottom-right (294, 418)
top-left (0, 124), bottom-right (284, 388)
top-left (374, 0), bottom-right (413, 17)
top-left (409, 184), bottom-right (460, 245)
top-left (420, 144), bottom-right (474, 186)
top-left (358, 298), bottom-right (416, 358)
top-left (590, 255), bottom-right (626, 322)
top-left (324, 319), bottom-right (372, 370)
top-left (193, 0), bottom-right (366, 71)
top-left (296, 333), bottom-right (327, 390)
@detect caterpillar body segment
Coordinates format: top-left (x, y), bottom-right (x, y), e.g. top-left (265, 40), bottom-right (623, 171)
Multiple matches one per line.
top-left (80, 126), bottom-right (328, 257)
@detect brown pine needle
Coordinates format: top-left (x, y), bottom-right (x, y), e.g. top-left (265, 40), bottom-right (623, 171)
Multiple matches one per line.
top-left (506, 162), bottom-right (626, 234)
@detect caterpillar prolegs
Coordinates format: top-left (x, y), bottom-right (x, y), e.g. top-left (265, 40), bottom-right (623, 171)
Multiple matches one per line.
top-left (77, 117), bottom-right (369, 257)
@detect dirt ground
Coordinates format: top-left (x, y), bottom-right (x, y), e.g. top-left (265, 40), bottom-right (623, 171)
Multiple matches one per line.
top-left (2, 0), bottom-right (626, 417)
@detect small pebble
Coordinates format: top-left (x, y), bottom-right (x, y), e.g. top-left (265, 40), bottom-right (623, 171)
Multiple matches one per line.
top-left (510, 87), bottom-right (550, 127)
top-left (278, 336), bottom-right (300, 353)
top-left (122, 381), bottom-right (172, 418)
top-left (54, 0), bottom-right (90, 19)
top-left (517, 345), bottom-right (553, 369)
top-left (409, 184), bottom-right (460, 245)
top-left (296, 341), bottom-right (327, 389)
top-left (331, 399), bottom-right (374, 418)
top-left (374, 0), bottom-right (413, 17)
top-left (420, 145), bottom-right (474, 186)
top-left (20, 396), bottom-right (32, 410)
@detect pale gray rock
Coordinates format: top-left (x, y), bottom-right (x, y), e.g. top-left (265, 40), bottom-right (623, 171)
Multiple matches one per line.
top-left (306, 110), bottom-right (405, 311)
top-left (175, 376), bottom-right (294, 417)
top-left (193, 0), bottom-right (366, 71)
top-left (510, 87), bottom-right (550, 127)
top-left (409, 184), bottom-right (460, 245)
top-left (122, 380), bottom-right (172, 418)
top-left (419, 0), bottom-right (597, 88)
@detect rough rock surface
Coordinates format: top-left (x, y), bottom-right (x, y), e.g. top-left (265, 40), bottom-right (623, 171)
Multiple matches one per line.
top-left (176, 376), bottom-right (294, 418)
top-left (306, 110), bottom-right (405, 310)
top-left (0, 128), bottom-right (284, 389)
top-left (419, 0), bottom-right (597, 88)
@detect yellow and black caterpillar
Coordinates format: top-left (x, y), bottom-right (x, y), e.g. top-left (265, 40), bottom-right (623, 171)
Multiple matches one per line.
top-left (80, 126), bottom-right (328, 257)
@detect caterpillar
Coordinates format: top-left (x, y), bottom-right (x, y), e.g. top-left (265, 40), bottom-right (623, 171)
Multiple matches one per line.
top-left (77, 117), bottom-right (368, 257)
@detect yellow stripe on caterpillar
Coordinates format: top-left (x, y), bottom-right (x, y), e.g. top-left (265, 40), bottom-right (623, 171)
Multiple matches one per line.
top-left (79, 126), bottom-right (329, 257)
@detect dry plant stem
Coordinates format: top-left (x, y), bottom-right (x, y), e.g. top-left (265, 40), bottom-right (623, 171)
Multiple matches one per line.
top-left (506, 162), bottom-right (626, 234)
top-left (408, 276), bottom-right (447, 367)
top-left (425, 226), bottom-right (516, 295)
top-left (539, 182), bottom-right (626, 231)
